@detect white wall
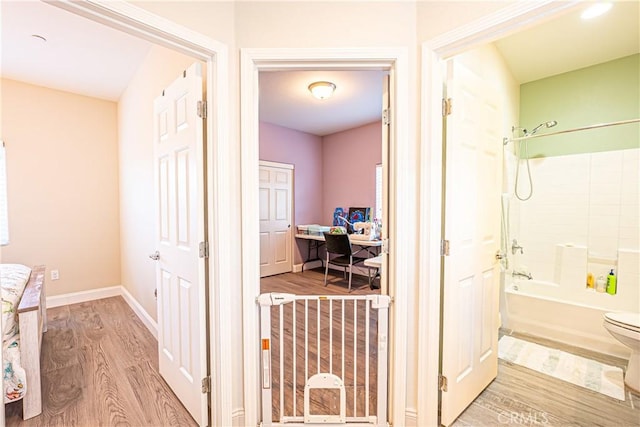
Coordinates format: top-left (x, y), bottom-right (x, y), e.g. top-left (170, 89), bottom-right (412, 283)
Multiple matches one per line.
top-left (127, 1), bottom-right (521, 424)
top-left (118, 46), bottom-right (201, 321)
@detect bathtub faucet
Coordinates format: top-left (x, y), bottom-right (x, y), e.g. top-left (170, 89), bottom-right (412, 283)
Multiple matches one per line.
top-left (511, 239), bottom-right (524, 255)
top-left (512, 270), bottom-right (533, 280)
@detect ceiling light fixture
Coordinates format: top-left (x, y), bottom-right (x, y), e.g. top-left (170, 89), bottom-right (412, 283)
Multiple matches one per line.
top-left (581, 2), bottom-right (612, 20)
top-left (31, 34), bottom-right (47, 43)
top-left (308, 81), bottom-right (336, 100)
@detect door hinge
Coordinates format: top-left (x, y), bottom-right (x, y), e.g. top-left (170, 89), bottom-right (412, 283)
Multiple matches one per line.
top-left (382, 108), bottom-right (391, 126)
top-left (199, 241), bottom-right (209, 258)
top-left (440, 239), bottom-right (450, 256)
top-left (442, 98), bottom-right (452, 117)
top-left (439, 374), bottom-right (448, 392)
top-left (197, 100), bottom-right (207, 119)
top-left (201, 376), bottom-right (211, 394)
top-left (381, 238), bottom-right (390, 255)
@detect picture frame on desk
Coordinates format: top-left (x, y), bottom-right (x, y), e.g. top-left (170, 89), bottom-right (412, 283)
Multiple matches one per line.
top-left (348, 207), bottom-right (371, 224)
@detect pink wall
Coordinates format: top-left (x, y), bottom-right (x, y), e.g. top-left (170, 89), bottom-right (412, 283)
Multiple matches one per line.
top-left (259, 122), bottom-right (323, 263)
top-left (259, 121), bottom-right (381, 264)
top-left (322, 121), bottom-right (382, 224)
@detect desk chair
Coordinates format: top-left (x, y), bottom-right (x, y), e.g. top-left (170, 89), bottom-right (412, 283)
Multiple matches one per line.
top-left (323, 232), bottom-right (368, 292)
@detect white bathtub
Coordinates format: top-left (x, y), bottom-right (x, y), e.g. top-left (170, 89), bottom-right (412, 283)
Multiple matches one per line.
top-left (503, 278), bottom-right (635, 358)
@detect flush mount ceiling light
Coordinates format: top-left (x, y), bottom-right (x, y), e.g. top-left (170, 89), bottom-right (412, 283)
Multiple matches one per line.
top-left (581, 2), bottom-right (612, 20)
top-left (31, 34), bottom-right (47, 43)
top-left (308, 81), bottom-right (336, 100)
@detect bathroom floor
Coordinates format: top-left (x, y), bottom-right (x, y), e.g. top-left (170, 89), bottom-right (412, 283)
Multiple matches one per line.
top-left (453, 330), bottom-right (640, 426)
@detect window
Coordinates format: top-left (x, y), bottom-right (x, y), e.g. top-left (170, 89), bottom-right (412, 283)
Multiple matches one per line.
top-left (0, 141), bottom-right (9, 245)
top-left (375, 163), bottom-right (382, 222)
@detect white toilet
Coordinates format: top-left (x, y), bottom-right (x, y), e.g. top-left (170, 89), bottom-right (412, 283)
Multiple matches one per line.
top-left (603, 312), bottom-right (640, 392)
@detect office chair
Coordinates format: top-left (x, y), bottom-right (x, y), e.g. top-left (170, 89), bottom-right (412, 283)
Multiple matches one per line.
top-left (323, 232), bottom-right (368, 292)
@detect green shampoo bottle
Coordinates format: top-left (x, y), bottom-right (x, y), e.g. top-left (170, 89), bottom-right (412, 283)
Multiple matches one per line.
top-left (607, 269), bottom-right (617, 295)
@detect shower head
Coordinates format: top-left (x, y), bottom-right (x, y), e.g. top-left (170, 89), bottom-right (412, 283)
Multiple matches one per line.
top-left (524, 120), bottom-right (558, 137)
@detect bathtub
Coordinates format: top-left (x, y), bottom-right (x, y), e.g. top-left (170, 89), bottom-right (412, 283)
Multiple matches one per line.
top-left (503, 278), bottom-right (635, 358)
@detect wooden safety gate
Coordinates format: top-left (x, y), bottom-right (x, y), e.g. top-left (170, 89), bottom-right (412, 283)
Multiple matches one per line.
top-left (258, 293), bottom-right (391, 427)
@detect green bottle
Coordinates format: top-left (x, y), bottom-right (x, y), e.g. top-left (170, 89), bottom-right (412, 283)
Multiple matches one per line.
top-left (606, 269), bottom-right (617, 295)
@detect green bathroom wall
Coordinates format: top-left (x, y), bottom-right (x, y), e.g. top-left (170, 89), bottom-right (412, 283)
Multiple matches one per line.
top-left (519, 53), bottom-right (639, 158)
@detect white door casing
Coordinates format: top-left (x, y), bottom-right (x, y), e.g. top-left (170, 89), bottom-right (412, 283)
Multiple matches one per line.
top-left (259, 161), bottom-right (293, 277)
top-left (439, 57), bottom-right (503, 426)
top-left (241, 48), bottom-right (411, 427)
top-left (154, 62), bottom-right (208, 426)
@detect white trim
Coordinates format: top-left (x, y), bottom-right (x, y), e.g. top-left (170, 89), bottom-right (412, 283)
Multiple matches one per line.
top-left (232, 408), bottom-right (245, 427)
top-left (46, 286), bottom-right (122, 308)
top-left (46, 285), bottom-right (158, 337)
top-left (44, 2), bottom-right (232, 426)
top-left (241, 47), bottom-right (410, 427)
top-left (120, 286), bottom-right (159, 339)
top-left (47, 286), bottom-right (159, 336)
top-left (259, 160), bottom-right (293, 170)
top-left (417, 2), bottom-right (584, 426)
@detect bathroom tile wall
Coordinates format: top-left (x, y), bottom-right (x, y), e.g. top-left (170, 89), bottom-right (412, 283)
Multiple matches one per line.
top-left (511, 148), bottom-right (639, 284)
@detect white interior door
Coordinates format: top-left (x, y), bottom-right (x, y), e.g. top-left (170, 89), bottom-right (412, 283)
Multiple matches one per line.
top-left (440, 57), bottom-right (503, 426)
top-left (153, 62), bottom-right (208, 426)
top-left (259, 161), bottom-right (293, 278)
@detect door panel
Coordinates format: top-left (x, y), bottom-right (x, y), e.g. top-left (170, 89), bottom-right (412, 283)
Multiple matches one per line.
top-left (153, 62), bottom-right (208, 426)
top-left (440, 56), bottom-right (503, 426)
top-left (259, 162), bottom-right (293, 277)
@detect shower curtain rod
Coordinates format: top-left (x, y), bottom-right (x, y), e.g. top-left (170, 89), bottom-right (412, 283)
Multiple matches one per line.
top-left (503, 118), bottom-right (640, 145)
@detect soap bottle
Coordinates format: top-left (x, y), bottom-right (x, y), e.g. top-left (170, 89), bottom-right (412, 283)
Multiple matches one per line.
top-left (586, 272), bottom-right (594, 289)
top-left (607, 269), bottom-right (617, 295)
top-left (596, 275), bottom-right (607, 293)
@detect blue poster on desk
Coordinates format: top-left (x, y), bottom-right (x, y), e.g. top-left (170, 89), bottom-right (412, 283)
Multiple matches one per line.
top-left (333, 207), bottom-right (345, 226)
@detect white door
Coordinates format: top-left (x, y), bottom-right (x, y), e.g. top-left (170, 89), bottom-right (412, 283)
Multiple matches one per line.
top-left (259, 161), bottom-right (293, 277)
top-left (440, 57), bottom-right (503, 426)
top-left (153, 62), bottom-right (208, 426)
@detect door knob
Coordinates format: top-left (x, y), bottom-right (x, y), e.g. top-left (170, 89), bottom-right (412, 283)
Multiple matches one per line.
top-left (495, 250), bottom-right (505, 260)
top-left (149, 251), bottom-right (160, 261)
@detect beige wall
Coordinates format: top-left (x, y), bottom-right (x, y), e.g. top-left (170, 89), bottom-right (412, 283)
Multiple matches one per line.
top-left (118, 45), bottom-right (201, 322)
top-left (0, 78), bottom-right (121, 296)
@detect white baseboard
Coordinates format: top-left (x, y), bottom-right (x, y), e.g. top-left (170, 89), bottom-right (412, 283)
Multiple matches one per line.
top-left (120, 286), bottom-right (158, 338)
top-left (232, 408), bottom-right (245, 427)
top-left (405, 409), bottom-right (418, 426)
top-left (47, 286), bottom-right (121, 308)
top-left (293, 260), bottom-right (322, 272)
top-left (46, 285), bottom-right (157, 338)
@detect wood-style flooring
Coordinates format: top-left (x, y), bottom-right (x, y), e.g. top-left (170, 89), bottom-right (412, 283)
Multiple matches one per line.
top-left (5, 270), bottom-right (639, 426)
top-left (5, 297), bottom-right (195, 427)
top-left (453, 330), bottom-right (640, 427)
top-left (266, 269), bottom-right (640, 427)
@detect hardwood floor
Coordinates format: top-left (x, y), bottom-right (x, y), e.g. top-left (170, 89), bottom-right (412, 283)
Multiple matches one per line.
top-left (262, 268), bottom-right (381, 421)
top-left (265, 269), bottom-right (640, 427)
top-left (5, 271), bottom-right (638, 426)
top-left (5, 297), bottom-right (196, 427)
top-left (453, 330), bottom-right (640, 427)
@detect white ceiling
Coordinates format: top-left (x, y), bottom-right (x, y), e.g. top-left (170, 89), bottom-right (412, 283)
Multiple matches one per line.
top-left (1, 1), bottom-right (638, 134)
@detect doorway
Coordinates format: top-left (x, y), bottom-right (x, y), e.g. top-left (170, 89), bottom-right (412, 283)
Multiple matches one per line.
top-left (27, 2), bottom-right (232, 426)
top-left (418, 2), bottom-right (618, 426)
top-left (241, 48), bottom-right (411, 427)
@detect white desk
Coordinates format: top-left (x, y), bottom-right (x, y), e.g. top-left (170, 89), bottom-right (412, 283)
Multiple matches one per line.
top-left (295, 233), bottom-right (382, 272)
top-left (295, 233), bottom-right (382, 247)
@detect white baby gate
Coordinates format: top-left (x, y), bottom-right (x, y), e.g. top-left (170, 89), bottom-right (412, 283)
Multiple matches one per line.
top-left (258, 293), bottom-right (391, 427)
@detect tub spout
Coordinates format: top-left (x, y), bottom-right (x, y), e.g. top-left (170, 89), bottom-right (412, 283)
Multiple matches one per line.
top-left (513, 270), bottom-right (533, 280)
